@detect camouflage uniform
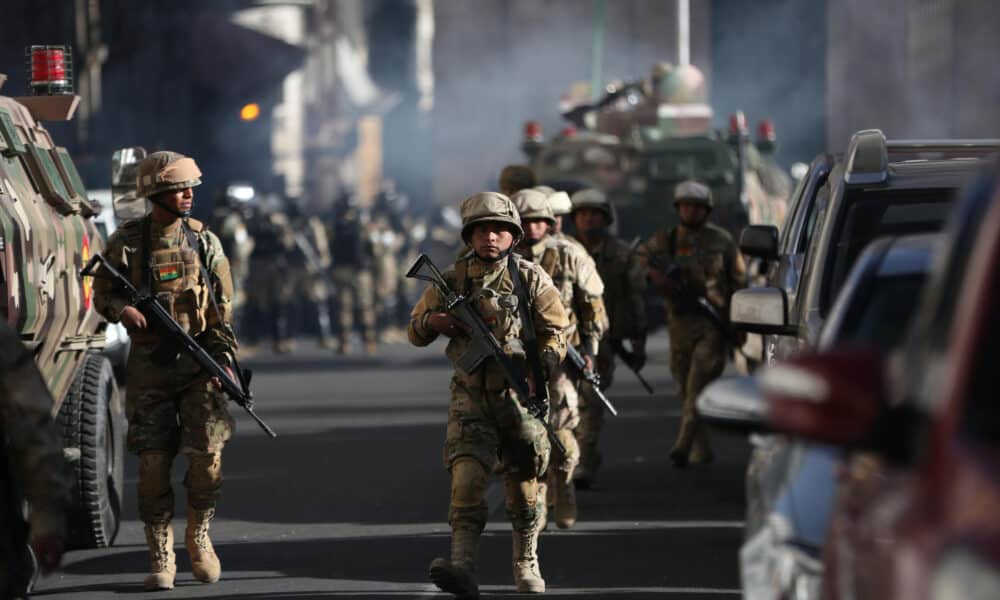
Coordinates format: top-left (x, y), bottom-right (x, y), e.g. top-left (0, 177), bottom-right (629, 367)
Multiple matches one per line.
top-left (290, 211), bottom-right (336, 349)
top-left (638, 181), bottom-right (745, 466)
top-left (513, 189), bottom-right (608, 529)
top-left (245, 209), bottom-right (300, 353)
top-left (93, 151), bottom-right (236, 589)
top-left (330, 197), bottom-right (378, 355)
top-left (0, 322), bottom-right (70, 597)
top-left (570, 188), bottom-right (648, 484)
top-left (370, 207), bottom-right (404, 342)
top-left (410, 192), bottom-right (568, 597)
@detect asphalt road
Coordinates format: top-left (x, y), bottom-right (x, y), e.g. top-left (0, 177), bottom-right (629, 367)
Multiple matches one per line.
top-left (34, 332), bottom-right (749, 599)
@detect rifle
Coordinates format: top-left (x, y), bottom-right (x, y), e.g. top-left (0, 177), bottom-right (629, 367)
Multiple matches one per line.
top-left (82, 254), bottom-right (277, 438)
top-left (642, 251), bottom-right (736, 344)
top-left (406, 254), bottom-right (566, 455)
top-left (608, 339), bottom-right (655, 395)
top-left (564, 345), bottom-right (618, 416)
top-left (292, 231), bottom-right (324, 275)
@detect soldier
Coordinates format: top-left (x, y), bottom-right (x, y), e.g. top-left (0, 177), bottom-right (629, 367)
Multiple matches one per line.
top-left (244, 198), bottom-right (300, 354)
top-left (570, 189), bottom-right (648, 487)
top-left (638, 180), bottom-right (745, 468)
top-left (370, 185), bottom-right (407, 343)
top-left (409, 192), bottom-right (568, 597)
top-left (329, 194), bottom-right (378, 355)
top-left (498, 164), bottom-right (537, 196)
top-left (541, 189), bottom-right (586, 251)
top-left (1, 321), bottom-right (69, 597)
top-left (287, 202), bottom-right (337, 350)
top-left (210, 186), bottom-right (255, 325)
top-left (511, 189), bottom-right (607, 528)
top-left (93, 151), bottom-right (239, 590)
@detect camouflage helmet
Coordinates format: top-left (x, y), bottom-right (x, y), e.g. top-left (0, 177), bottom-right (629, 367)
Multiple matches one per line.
top-left (460, 192), bottom-right (523, 243)
top-left (571, 188), bottom-right (614, 225)
top-left (498, 164), bottom-right (536, 196)
top-left (673, 179), bottom-right (713, 211)
top-left (136, 151), bottom-right (202, 198)
top-left (511, 189), bottom-right (555, 225)
top-left (546, 191), bottom-right (573, 216)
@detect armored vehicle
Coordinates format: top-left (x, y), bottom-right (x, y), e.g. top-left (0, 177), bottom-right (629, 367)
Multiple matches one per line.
top-left (522, 64), bottom-right (791, 241)
top-left (0, 48), bottom-right (125, 550)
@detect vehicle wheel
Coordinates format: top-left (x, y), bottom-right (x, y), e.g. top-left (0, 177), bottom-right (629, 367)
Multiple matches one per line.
top-left (63, 352), bottom-right (124, 549)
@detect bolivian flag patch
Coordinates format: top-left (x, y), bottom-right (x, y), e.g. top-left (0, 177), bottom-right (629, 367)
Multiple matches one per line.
top-left (155, 264), bottom-right (181, 281)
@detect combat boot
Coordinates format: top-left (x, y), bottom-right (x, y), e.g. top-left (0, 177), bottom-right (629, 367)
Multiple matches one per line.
top-left (688, 427), bottom-right (715, 466)
top-left (143, 522), bottom-right (176, 591)
top-left (512, 526), bottom-right (545, 593)
top-left (553, 474), bottom-right (577, 529)
top-left (339, 333), bottom-right (353, 356)
top-left (428, 527), bottom-right (480, 599)
top-left (185, 508), bottom-right (221, 583)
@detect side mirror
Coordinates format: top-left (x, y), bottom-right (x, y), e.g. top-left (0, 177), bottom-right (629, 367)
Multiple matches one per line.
top-left (760, 347), bottom-right (887, 447)
top-left (730, 287), bottom-right (796, 336)
top-left (111, 146), bottom-right (148, 221)
top-left (696, 376), bottom-right (771, 434)
top-left (740, 225), bottom-right (780, 260)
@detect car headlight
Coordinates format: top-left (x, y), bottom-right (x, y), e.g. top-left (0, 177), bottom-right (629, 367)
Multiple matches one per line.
top-left (931, 548), bottom-right (1000, 600)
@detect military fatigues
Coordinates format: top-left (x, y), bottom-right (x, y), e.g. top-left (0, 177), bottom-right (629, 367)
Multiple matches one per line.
top-left (329, 204), bottom-right (378, 354)
top-left (246, 211), bottom-right (299, 352)
top-left (95, 151), bottom-right (235, 589)
top-left (0, 322), bottom-right (70, 597)
top-left (370, 212), bottom-right (404, 342)
top-left (291, 214), bottom-right (336, 348)
top-left (575, 235), bottom-right (647, 479)
top-left (518, 236), bottom-right (607, 518)
top-left (94, 216), bottom-right (237, 513)
top-left (639, 222), bottom-right (745, 463)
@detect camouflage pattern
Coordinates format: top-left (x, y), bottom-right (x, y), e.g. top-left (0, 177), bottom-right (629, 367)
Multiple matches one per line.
top-left (332, 266), bottom-right (376, 346)
top-left (210, 207), bottom-right (253, 311)
top-left (245, 210), bottom-right (299, 350)
top-left (369, 209), bottom-right (404, 339)
top-left (639, 221), bottom-right (746, 462)
top-left (0, 95), bottom-right (108, 417)
top-left (409, 253), bottom-right (568, 533)
top-left (573, 231), bottom-right (648, 478)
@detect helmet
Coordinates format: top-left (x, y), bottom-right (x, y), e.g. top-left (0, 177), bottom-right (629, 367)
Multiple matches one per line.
top-left (546, 191), bottom-right (572, 216)
top-left (532, 185), bottom-right (556, 196)
top-left (673, 180), bottom-right (713, 211)
top-left (571, 188), bottom-right (614, 224)
top-left (651, 61), bottom-right (673, 82)
top-left (136, 151), bottom-right (202, 198)
top-left (498, 164), bottom-right (536, 196)
top-left (510, 189), bottom-right (555, 225)
top-left (460, 192), bottom-right (523, 243)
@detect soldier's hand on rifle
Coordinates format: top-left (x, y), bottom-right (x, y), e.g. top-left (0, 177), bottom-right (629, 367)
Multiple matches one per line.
top-left (119, 305), bottom-right (148, 332)
top-left (583, 353), bottom-right (594, 373)
top-left (211, 365), bottom-right (238, 391)
top-left (428, 312), bottom-right (470, 338)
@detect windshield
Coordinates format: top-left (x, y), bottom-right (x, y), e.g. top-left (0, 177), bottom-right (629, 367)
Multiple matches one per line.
top-left (822, 188), bottom-right (953, 314)
top-left (838, 273), bottom-right (928, 349)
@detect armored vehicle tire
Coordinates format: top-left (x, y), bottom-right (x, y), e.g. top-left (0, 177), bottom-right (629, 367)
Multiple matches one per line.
top-left (62, 353), bottom-right (125, 549)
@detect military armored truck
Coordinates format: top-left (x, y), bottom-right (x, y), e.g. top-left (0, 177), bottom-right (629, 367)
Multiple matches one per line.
top-left (0, 49), bottom-right (124, 550)
top-left (522, 64), bottom-right (791, 241)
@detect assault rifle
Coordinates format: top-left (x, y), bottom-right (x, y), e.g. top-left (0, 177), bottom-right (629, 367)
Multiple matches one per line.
top-left (82, 254), bottom-right (277, 438)
top-left (406, 254), bottom-right (565, 455)
top-left (564, 344), bottom-right (618, 416)
top-left (642, 251), bottom-right (736, 344)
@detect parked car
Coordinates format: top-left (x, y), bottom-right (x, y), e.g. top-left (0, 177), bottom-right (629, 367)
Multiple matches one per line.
top-left (708, 233), bottom-right (938, 599)
top-left (704, 162), bottom-right (1000, 600)
top-left (734, 131), bottom-right (999, 366)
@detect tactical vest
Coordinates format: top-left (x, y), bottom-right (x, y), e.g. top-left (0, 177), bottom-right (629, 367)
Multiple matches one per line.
top-left (123, 217), bottom-right (212, 341)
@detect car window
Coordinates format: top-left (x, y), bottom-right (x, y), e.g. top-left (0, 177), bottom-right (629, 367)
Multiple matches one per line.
top-left (778, 172), bottom-right (809, 251)
top-left (821, 188), bottom-right (954, 315)
top-left (839, 273), bottom-right (927, 349)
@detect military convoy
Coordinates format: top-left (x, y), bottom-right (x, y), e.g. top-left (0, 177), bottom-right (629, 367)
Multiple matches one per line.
top-left (0, 48), bottom-right (125, 550)
top-left (521, 64), bottom-right (791, 241)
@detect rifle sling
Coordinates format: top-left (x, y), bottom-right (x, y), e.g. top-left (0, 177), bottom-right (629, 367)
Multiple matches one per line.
top-left (507, 254), bottom-right (547, 402)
